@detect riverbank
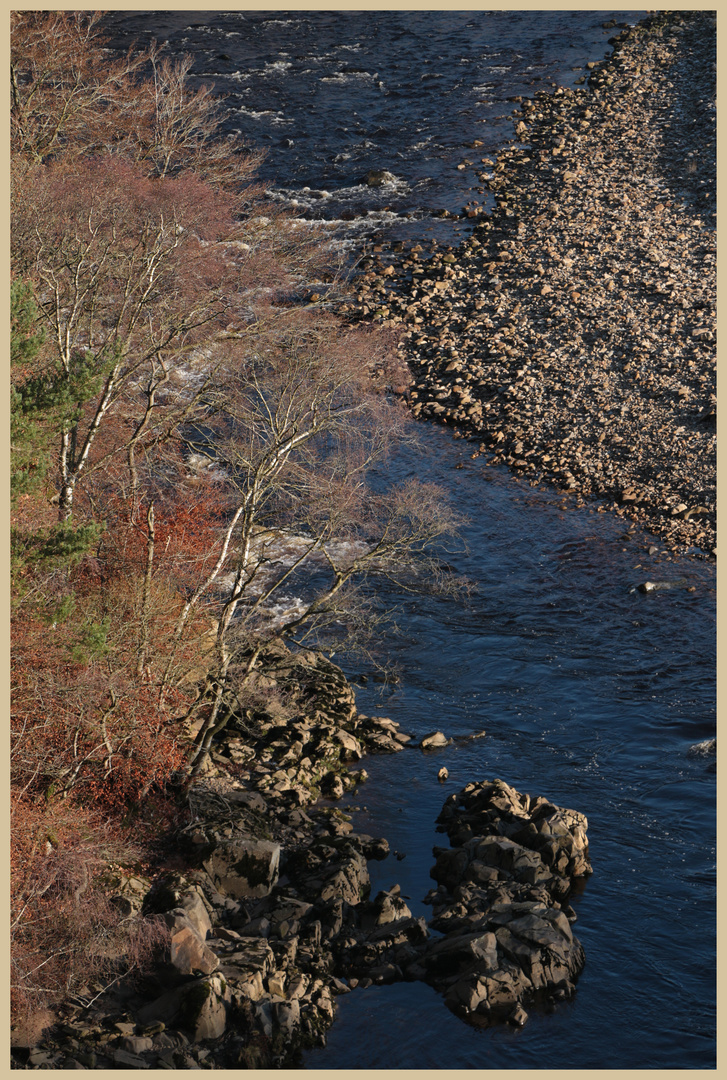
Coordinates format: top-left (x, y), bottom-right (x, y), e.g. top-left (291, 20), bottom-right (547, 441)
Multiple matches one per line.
top-left (347, 11), bottom-right (716, 557)
top-left (11, 12), bottom-right (714, 1071)
top-left (11, 645), bottom-right (593, 1069)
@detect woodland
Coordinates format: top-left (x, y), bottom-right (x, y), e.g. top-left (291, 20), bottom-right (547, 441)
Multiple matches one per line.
top-left (10, 11), bottom-right (456, 1026)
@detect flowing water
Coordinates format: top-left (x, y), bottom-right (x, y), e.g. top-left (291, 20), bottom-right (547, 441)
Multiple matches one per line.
top-left (307, 428), bottom-right (716, 1070)
top-left (103, 9), bottom-right (643, 249)
top-left (103, 12), bottom-right (716, 1069)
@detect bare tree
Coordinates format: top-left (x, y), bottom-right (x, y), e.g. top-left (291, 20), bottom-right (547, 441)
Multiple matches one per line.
top-left (11, 154), bottom-right (333, 523)
top-left (11, 11), bottom-right (150, 164)
top-left (147, 313), bottom-right (461, 774)
top-left (11, 11), bottom-right (264, 192)
top-left (128, 49), bottom-right (265, 190)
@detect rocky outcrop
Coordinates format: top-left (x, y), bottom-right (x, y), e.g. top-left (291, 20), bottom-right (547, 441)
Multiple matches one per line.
top-left (11, 644), bottom-right (593, 1068)
top-left (207, 644), bottom-right (412, 811)
top-left (10, 486), bottom-right (594, 1066)
top-left (11, 645), bottom-right (416, 1070)
top-left (420, 779), bottom-right (591, 1026)
top-left (15, 762), bottom-right (594, 1067)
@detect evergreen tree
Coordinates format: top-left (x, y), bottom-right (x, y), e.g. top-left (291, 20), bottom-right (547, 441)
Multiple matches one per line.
top-left (10, 279), bottom-right (48, 502)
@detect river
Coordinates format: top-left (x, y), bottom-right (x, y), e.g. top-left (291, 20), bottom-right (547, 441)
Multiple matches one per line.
top-left (103, 12), bottom-right (716, 1070)
top-left (307, 426), bottom-right (716, 1070)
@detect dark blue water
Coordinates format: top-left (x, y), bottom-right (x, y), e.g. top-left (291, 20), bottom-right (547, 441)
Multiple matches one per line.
top-left (305, 429), bottom-right (715, 1070)
top-left (102, 9), bottom-right (642, 249)
top-left (103, 12), bottom-right (715, 1069)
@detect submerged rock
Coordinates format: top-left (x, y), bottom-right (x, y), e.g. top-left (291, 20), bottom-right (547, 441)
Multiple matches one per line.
top-left (364, 169), bottom-right (398, 187)
top-left (633, 578), bottom-right (689, 593)
top-left (688, 738), bottom-right (716, 757)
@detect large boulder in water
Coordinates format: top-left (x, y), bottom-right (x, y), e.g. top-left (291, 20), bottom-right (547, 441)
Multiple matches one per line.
top-left (420, 730), bottom-right (449, 750)
top-left (422, 778), bottom-right (592, 1026)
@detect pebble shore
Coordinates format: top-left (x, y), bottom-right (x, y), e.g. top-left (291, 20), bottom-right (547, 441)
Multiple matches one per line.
top-left (348, 11), bottom-right (716, 557)
top-left (10, 13), bottom-right (714, 1071)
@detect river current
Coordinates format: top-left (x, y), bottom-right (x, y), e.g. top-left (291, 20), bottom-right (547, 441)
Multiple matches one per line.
top-left (103, 12), bottom-right (716, 1070)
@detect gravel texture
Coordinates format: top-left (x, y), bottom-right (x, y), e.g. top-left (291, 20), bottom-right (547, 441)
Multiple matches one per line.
top-left (348, 11), bottom-right (716, 557)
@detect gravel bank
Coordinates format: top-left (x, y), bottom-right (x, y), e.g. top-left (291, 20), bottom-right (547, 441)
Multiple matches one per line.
top-left (349, 11), bottom-right (716, 557)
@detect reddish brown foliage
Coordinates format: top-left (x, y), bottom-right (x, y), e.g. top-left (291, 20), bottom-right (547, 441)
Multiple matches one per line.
top-left (10, 795), bottom-right (168, 1022)
top-left (12, 582), bottom-right (194, 812)
top-left (11, 10), bottom-right (264, 189)
top-left (9, 8), bottom-right (459, 1038)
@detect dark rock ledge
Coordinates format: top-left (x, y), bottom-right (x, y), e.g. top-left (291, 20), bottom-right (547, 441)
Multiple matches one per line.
top-left (11, 645), bottom-right (592, 1069)
top-left (419, 777), bottom-right (591, 1027)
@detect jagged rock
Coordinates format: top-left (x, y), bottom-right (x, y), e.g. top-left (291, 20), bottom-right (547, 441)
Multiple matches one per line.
top-left (176, 889), bottom-right (213, 940)
top-left (285, 973), bottom-right (310, 1000)
top-left (332, 729), bottom-right (364, 760)
top-left (218, 937), bottom-right (275, 978)
top-left (364, 732), bottom-right (404, 753)
top-left (203, 839), bottom-right (280, 900)
top-left (366, 886), bottom-right (412, 928)
top-left (689, 738), bottom-right (716, 756)
top-left (338, 909), bottom-right (429, 982)
top-left (321, 772), bottom-right (345, 800)
top-left (355, 834), bottom-right (389, 860)
top-left (178, 976), bottom-right (229, 1041)
top-left (319, 866), bottom-right (360, 906)
top-left (274, 998), bottom-right (301, 1037)
top-left (231, 970), bottom-right (265, 1001)
top-left (269, 897), bottom-right (314, 939)
top-left (423, 779), bottom-right (591, 1026)
top-left (170, 926), bottom-right (219, 976)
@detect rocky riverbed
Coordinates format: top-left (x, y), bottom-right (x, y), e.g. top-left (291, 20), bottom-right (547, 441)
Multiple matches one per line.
top-left (346, 11), bottom-right (716, 557)
top-left (11, 645), bottom-right (592, 1069)
top-left (11, 12), bottom-right (713, 1069)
